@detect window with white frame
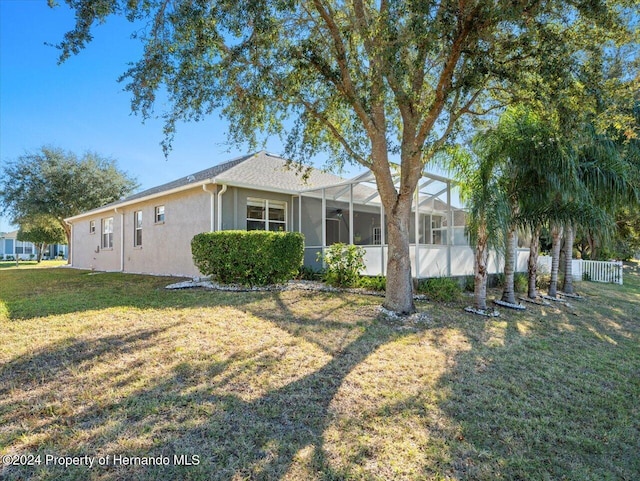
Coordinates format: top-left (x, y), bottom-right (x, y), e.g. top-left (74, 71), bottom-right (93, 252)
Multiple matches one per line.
top-left (102, 217), bottom-right (114, 249)
top-left (134, 211), bottom-right (142, 247)
top-left (155, 205), bottom-right (165, 223)
top-left (431, 215), bottom-right (447, 245)
top-left (246, 198), bottom-right (286, 231)
top-left (372, 226), bottom-right (382, 245)
top-left (15, 241), bottom-right (33, 255)
top-left (89, 220), bottom-right (96, 234)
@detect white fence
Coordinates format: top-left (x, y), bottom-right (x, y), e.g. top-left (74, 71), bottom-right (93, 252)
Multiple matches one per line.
top-left (538, 256), bottom-right (623, 285)
top-left (581, 260), bottom-right (624, 285)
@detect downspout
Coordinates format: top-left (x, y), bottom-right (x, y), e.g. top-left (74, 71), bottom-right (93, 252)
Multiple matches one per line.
top-left (203, 184), bottom-right (216, 232)
top-left (114, 207), bottom-right (124, 272)
top-left (217, 184), bottom-right (227, 231)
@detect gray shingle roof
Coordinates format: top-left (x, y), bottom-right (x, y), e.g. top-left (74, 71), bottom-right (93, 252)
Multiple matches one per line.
top-left (120, 152), bottom-right (256, 202)
top-left (215, 151), bottom-right (346, 192)
top-left (124, 150), bottom-right (345, 201)
top-left (68, 151), bottom-right (348, 220)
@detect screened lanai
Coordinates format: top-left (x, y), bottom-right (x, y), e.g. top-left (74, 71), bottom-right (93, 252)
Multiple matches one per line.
top-left (296, 170), bottom-right (505, 278)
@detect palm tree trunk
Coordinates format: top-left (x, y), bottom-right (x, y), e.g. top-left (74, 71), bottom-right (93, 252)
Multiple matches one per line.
top-left (562, 223), bottom-right (575, 294)
top-left (548, 223), bottom-right (563, 298)
top-left (474, 224), bottom-right (489, 310)
top-left (527, 225), bottom-right (541, 298)
top-left (501, 225), bottom-right (517, 304)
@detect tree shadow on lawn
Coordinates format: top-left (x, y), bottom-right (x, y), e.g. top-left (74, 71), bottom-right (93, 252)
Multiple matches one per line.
top-left (0, 324), bottom-right (181, 443)
top-left (1, 292), bottom-right (419, 480)
top-left (433, 301), bottom-right (640, 480)
top-left (3, 266), bottom-right (639, 480)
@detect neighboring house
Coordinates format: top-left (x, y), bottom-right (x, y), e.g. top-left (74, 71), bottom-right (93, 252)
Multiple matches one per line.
top-left (0, 230), bottom-right (67, 260)
top-left (65, 151), bottom-right (527, 278)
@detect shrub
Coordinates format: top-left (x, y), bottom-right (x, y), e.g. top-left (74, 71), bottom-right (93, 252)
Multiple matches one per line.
top-left (358, 275), bottom-right (386, 291)
top-left (514, 272), bottom-right (528, 293)
top-left (463, 275), bottom-right (475, 292)
top-left (297, 265), bottom-right (323, 281)
top-left (494, 272), bottom-right (528, 292)
top-left (191, 230), bottom-right (304, 286)
top-left (417, 276), bottom-right (462, 302)
top-left (318, 243), bottom-right (365, 288)
top-left (536, 273), bottom-right (551, 290)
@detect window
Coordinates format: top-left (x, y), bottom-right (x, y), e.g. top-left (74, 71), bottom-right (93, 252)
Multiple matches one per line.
top-left (15, 241), bottom-right (33, 255)
top-left (372, 226), bottom-right (382, 245)
top-left (431, 215), bottom-right (447, 245)
top-left (102, 217), bottom-right (114, 249)
top-left (134, 211), bottom-right (142, 247)
top-left (155, 205), bottom-right (165, 223)
top-left (246, 198), bottom-right (286, 231)
top-left (89, 220), bottom-right (96, 234)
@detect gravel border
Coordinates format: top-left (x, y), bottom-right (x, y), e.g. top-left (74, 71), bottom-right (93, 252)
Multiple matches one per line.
top-left (493, 299), bottom-right (526, 310)
top-left (464, 306), bottom-right (501, 317)
top-left (519, 296), bottom-right (551, 306)
top-left (165, 278), bottom-right (431, 301)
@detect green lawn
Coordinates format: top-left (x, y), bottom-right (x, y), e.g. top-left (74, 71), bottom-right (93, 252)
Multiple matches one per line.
top-left (1, 266), bottom-right (638, 480)
top-left (0, 259), bottom-right (68, 270)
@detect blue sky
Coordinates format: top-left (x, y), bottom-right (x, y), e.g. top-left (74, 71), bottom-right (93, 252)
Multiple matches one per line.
top-left (0, 0), bottom-right (350, 232)
top-left (0, 1), bottom-right (466, 234)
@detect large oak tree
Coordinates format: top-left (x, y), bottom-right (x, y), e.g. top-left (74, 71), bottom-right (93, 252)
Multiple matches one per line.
top-left (51, 0), bottom-right (636, 313)
top-left (0, 147), bottom-right (137, 259)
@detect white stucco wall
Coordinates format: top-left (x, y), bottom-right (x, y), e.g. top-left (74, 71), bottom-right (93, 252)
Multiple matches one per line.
top-left (70, 187), bottom-right (212, 277)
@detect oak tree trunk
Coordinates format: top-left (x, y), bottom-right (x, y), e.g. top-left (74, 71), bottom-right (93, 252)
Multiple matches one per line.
top-left (587, 231), bottom-right (598, 260)
top-left (382, 193), bottom-right (416, 314)
top-left (527, 225), bottom-right (541, 299)
top-left (36, 242), bottom-right (46, 263)
top-left (59, 218), bottom-right (72, 265)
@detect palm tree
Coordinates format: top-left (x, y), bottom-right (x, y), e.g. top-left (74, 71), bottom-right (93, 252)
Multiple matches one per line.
top-left (560, 122), bottom-right (640, 294)
top-left (456, 151), bottom-right (508, 311)
top-left (461, 157), bottom-right (508, 311)
top-left (475, 106), bottom-right (575, 305)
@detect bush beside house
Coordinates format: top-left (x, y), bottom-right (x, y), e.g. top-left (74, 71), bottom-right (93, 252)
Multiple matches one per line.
top-left (191, 231), bottom-right (304, 286)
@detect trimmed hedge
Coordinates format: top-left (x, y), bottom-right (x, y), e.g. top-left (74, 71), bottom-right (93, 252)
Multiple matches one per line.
top-left (191, 230), bottom-right (304, 286)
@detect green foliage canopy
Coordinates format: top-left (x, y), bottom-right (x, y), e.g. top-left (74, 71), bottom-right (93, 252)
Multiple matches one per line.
top-left (0, 146), bottom-right (138, 244)
top-left (17, 215), bottom-right (67, 246)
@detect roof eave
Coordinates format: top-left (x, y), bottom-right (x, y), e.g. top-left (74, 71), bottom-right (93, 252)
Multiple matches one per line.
top-left (211, 177), bottom-right (303, 196)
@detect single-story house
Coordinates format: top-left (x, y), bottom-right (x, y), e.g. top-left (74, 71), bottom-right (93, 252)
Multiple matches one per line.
top-left (65, 151), bottom-right (528, 278)
top-left (0, 230), bottom-right (67, 261)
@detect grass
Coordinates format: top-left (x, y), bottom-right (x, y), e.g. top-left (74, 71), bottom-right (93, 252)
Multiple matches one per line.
top-left (0, 265), bottom-right (638, 480)
top-left (0, 259), bottom-right (68, 270)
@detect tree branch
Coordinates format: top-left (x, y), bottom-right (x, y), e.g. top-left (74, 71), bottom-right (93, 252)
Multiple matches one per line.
top-left (311, 0), bottom-right (374, 133)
